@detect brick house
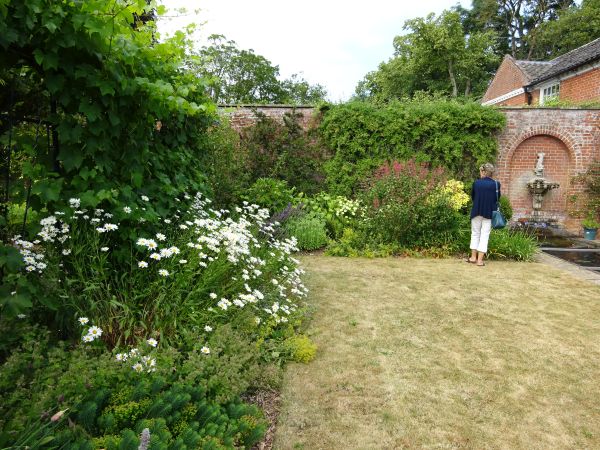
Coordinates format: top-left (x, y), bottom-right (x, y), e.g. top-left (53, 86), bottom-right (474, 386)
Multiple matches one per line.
top-left (481, 38), bottom-right (600, 232)
top-left (482, 37), bottom-right (600, 106)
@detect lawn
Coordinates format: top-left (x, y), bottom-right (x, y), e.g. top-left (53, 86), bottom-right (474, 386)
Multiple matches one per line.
top-left (274, 256), bottom-right (600, 449)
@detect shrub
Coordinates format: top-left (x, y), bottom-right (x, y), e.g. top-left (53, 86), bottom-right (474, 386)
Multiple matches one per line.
top-left (300, 193), bottom-right (363, 240)
top-left (284, 335), bottom-right (317, 364)
top-left (499, 195), bottom-right (514, 222)
top-left (240, 111), bottom-right (326, 194)
top-left (200, 120), bottom-right (250, 208)
top-left (1, 0), bottom-right (215, 230)
top-left (242, 178), bottom-right (298, 214)
top-left (361, 160), bottom-right (463, 248)
top-left (0, 337), bottom-right (268, 448)
top-left (283, 213), bottom-right (328, 251)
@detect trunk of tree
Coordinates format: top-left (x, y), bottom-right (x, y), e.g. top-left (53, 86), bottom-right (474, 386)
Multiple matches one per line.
top-left (448, 59), bottom-right (458, 97)
top-left (464, 78), bottom-right (471, 97)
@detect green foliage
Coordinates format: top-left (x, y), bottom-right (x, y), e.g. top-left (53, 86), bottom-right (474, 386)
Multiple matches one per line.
top-left (582, 216), bottom-right (600, 229)
top-left (1, 194), bottom-right (307, 348)
top-left (240, 111), bottom-right (326, 195)
top-left (486, 229), bottom-right (539, 261)
top-left (531, 0), bottom-right (600, 60)
top-left (283, 335), bottom-right (317, 364)
top-left (361, 160), bottom-right (463, 249)
top-left (284, 214), bottom-right (328, 251)
top-left (318, 100), bottom-right (505, 196)
top-left (300, 193), bottom-right (363, 240)
top-left (0, 326), bottom-right (269, 448)
top-left (357, 10), bottom-right (499, 100)
top-left (499, 196), bottom-right (514, 222)
top-left (0, 0), bottom-right (214, 223)
top-left (459, 0), bottom-right (575, 60)
top-left (192, 34), bottom-right (327, 105)
top-left (242, 178), bottom-right (298, 213)
top-left (200, 120), bottom-right (249, 208)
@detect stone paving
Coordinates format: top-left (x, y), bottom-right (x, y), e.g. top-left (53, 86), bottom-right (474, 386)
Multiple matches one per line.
top-left (537, 250), bottom-right (600, 285)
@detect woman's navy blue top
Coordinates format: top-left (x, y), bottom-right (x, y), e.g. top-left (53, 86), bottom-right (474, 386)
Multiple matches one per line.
top-left (470, 177), bottom-right (500, 219)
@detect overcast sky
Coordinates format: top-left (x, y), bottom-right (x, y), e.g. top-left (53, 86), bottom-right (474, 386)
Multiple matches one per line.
top-left (157, 0), bottom-right (473, 102)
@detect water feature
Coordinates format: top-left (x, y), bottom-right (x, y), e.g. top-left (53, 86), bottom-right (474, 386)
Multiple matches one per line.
top-left (526, 153), bottom-right (559, 222)
top-left (526, 226), bottom-right (600, 274)
top-left (513, 154), bottom-right (599, 274)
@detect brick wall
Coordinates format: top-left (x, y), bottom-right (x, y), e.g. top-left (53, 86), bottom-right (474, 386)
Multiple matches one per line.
top-left (482, 56), bottom-right (528, 103)
top-left (501, 93), bottom-right (529, 106)
top-left (559, 67), bottom-right (600, 103)
top-left (217, 105), bottom-right (316, 132)
top-left (495, 108), bottom-right (600, 231)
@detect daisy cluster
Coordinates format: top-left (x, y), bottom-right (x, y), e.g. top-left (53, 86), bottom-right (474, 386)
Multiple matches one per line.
top-left (12, 197), bottom-right (127, 272)
top-left (78, 317), bottom-right (103, 342)
top-left (115, 347), bottom-right (157, 373)
top-left (134, 193), bottom-right (308, 326)
top-left (12, 236), bottom-right (47, 273)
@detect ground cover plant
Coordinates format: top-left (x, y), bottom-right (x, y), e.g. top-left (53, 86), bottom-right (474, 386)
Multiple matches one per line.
top-left (275, 256), bottom-right (600, 449)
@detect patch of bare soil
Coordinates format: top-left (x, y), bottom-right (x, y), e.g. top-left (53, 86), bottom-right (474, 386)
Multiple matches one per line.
top-left (242, 389), bottom-right (281, 450)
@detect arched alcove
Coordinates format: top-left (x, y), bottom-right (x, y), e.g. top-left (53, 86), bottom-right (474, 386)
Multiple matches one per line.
top-left (508, 134), bottom-right (573, 221)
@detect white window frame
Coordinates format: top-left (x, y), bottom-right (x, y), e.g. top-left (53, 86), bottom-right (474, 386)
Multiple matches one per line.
top-left (539, 82), bottom-right (560, 105)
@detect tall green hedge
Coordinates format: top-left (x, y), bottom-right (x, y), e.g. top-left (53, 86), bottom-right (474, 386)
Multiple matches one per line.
top-left (318, 100), bottom-right (506, 196)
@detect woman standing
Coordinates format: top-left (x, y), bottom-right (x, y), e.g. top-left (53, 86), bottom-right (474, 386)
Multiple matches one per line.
top-left (467, 163), bottom-right (500, 267)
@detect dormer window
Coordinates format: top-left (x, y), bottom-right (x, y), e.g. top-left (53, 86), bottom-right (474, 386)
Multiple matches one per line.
top-left (540, 83), bottom-right (560, 104)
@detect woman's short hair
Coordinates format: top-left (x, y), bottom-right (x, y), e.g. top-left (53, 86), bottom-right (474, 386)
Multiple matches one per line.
top-left (479, 163), bottom-right (495, 177)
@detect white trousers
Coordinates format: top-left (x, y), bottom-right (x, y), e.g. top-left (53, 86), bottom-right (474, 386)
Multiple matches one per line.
top-left (470, 216), bottom-right (492, 253)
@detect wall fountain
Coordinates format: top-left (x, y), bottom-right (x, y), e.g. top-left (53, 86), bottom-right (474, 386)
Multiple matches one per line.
top-left (526, 153), bottom-right (559, 222)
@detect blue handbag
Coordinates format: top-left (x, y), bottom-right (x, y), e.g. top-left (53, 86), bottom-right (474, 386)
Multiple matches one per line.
top-left (491, 180), bottom-right (506, 229)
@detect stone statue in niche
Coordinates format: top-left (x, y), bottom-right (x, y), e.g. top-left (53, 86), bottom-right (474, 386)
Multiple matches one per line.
top-left (534, 152), bottom-right (545, 177)
top-left (527, 151), bottom-right (559, 221)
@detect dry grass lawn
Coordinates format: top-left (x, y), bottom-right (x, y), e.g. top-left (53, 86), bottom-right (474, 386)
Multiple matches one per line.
top-left (274, 256), bottom-right (600, 450)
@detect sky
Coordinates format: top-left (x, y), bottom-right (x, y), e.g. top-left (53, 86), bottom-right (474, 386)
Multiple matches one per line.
top-left (157, 0), bottom-right (473, 102)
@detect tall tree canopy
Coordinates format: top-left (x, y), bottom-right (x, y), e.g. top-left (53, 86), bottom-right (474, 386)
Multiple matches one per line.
top-left (191, 35), bottom-right (327, 105)
top-left (356, 11), bottom-right (499, 101)
top-left (459, 0), bottom-right (574, 59)
top-left (355, 0), bottom-right (595, 102)
top-left (531, 0), bottom-right (600, 59)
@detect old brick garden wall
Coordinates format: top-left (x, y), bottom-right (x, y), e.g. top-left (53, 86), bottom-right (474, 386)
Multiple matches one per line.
top-left (217, 105), bottom-right (600, 233)
top-left (217, 105), bottom-right (316, 131)
top-left (496, 108), bottom-right (600, 231)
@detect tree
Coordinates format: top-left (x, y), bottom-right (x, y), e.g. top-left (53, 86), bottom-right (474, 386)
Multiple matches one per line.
top-left (458, 0), bottom-right (574, 59)
top-left (531, 0), bottom-right (600, 59)
top-left (356, 10), bottom-right (498, 101)
top-left (192, 35), bottom-right (327, 104)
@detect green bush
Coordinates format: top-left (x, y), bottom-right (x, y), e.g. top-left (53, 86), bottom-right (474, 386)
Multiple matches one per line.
top-left (318, 100), bottom-right (505, 196)
top-left (2, 194), bottom-right (307, 348)
top-left (0, 325), bottom-right (269, 448)
top-left (284, 335), bottom-right (317, 364)
top-left (361, 160), bottom-right (463, 248)
top-left (240, 111), bottom-right (326, 195)
top-left (242, 178), bottom-right (298, 214)
top-left (1, 0), bottom-right (215, 227)
top-left (300, 193), bottom-right (363, 240)
top-left (284, 213), bottom-right (328, 251)
top-left (200, 120), bottom-right (249, 208)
